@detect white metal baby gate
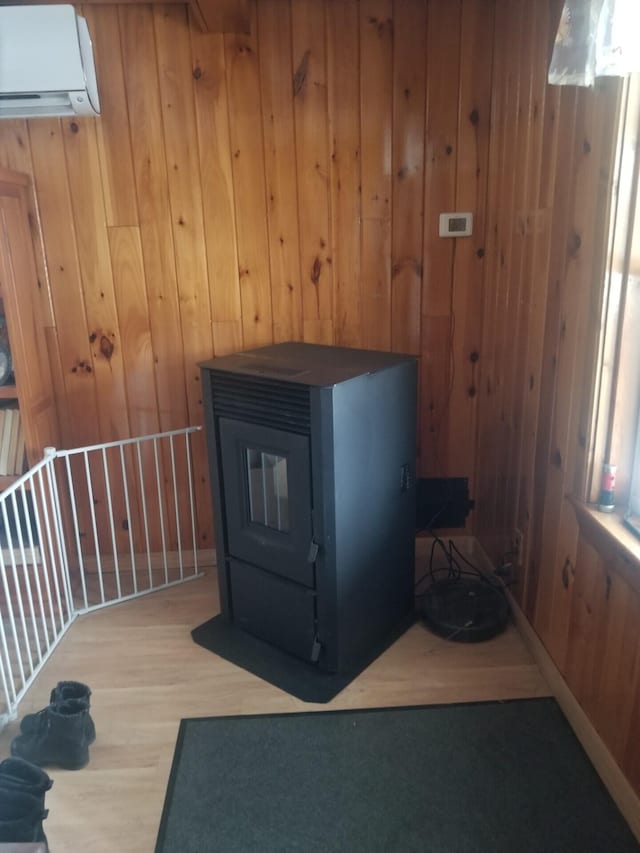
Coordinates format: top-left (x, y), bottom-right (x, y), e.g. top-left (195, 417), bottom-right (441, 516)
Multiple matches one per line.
top-left (0, 426), bottom-right (203, 728)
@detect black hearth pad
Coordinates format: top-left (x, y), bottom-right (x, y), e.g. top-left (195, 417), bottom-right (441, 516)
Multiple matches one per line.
top-left (191, 613), bottom-right (416, 704)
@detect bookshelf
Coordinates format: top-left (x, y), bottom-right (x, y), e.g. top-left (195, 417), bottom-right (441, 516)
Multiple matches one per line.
top-left (0, 384), bottom-right (17, 400)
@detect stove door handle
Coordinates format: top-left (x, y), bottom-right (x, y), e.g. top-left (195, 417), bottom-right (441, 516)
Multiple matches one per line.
top-left (307, 540), bottom-right (319, 563)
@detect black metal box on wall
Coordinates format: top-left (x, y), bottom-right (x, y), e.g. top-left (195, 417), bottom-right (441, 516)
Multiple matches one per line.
top-left (200, 342), bottom-right (417, 674)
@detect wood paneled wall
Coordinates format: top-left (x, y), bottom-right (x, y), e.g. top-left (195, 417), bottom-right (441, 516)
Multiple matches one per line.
top-left (472, 0), bottom-right (618, 581)
top-left (556, 517), bottom-right (640, 797)
top-left (0, 0), bottom-right (498, 551)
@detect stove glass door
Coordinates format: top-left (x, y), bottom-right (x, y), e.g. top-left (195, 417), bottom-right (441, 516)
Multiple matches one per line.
top-left (219, 417), bottom-right (315, 587)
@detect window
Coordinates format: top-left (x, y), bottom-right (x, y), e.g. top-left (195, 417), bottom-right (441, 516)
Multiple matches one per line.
top-left (590, 73), bottom-right (640, 534)
top-left (628, 424), bottom-right (640, 533)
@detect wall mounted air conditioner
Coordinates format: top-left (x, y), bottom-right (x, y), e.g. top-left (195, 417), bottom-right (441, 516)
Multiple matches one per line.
top-left (0, 5), bottom-right (100, 119)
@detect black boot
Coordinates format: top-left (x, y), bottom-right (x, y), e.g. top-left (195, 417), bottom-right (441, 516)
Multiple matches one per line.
top-left (0, 757), bottom-right (52, 804)
top-left (0, 788), bottom-right (48, 845)
top-left (21, 680), bottom-right (96, 744)
top-left (0, 759), bottom-right (51, 849)
top-left (11, 698), bottom-right (92, 770)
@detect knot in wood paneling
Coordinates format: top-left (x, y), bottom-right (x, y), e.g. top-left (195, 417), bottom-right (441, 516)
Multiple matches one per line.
top-left (367, 16), bottom-right (393, 37)
top-left (569, 231), bottom-right (582, 257)
top-left (310, 256), bottom-right (322, 286)
top-left (293, 50), bottom-right (311, 97)
top-left (70, 359), bottom-right (92, 375)
top-left (391, 258), bottom-right (422, 280)
top-left (100, 335), bottom-right (115, 361)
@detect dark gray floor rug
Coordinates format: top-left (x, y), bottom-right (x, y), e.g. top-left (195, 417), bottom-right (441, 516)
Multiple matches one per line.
top-left (155, 698), bottom-right (639, 853)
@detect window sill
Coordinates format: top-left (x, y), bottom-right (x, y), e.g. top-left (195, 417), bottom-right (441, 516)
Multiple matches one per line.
top-left (569, 496), bottom-right (640, 593)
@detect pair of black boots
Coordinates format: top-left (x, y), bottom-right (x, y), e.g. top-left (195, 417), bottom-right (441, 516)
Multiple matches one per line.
top-left (11, 680), bottom-right (96, 771)
top-left (0, 681), bottom-right (96, 848)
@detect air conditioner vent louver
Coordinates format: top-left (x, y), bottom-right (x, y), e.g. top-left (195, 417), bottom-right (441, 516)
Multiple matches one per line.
top-left (210, 372), bottom-right (311, 435)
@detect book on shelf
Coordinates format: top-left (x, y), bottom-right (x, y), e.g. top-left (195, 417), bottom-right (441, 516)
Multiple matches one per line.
top-left (0, 407), bottom-right (25, 478)
top-left (13, 413), bottom-right (25, 475)
top-left (0, 408), bottom-right (13, 476)
top-left (7, 407), bottom-right (20, 475)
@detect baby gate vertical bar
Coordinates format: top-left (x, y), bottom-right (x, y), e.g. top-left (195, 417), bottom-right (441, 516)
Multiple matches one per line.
top-left (185, 430), bottom-right (198, 574)
top-left (83, 450), bottom-right (105, 605)
top-left (0, 623), bottom-right (15, 716)
top-left (44, 451), bottom-right (74, 621)
top-left (135, 442), bottom-right (153, 589)
top-left (29, 472), bottom-right (58, 644)
top-left (119, 445), bottom-right (137, 595)
top-left (0, 545), bottom-right (21, 700)
top-left (153, 438), bottom-right (168, 586)
top-left (18, 483), bottom-right (49, 653)
top-left (101, 447), bottom-right (121, 599)
top-left (11, 489), bottom-right (42, 662)
top-left (169, 434), bottom-right (183, 580)
top-left (1, 501), bottom-right (34, 676)
top-left (36, 468), bottom-right (65, 630)
top-left (63, 456), bottom-right (88, 611)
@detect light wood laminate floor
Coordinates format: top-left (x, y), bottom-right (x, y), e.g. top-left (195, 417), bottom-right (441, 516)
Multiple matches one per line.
top-left (0, 568), bottom-right (550, 852)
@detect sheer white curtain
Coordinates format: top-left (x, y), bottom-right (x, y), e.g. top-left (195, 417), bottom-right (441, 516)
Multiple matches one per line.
top-left (549, 0), bottom-right (640, 86)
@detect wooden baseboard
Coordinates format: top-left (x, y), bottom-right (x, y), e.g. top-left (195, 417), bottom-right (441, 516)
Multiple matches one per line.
top-left (76, 548), bottom-right (217, 575)
top-left (507, 587), bottom-right (640, 843)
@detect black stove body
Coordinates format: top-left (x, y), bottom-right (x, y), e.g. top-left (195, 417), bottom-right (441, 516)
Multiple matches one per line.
top-left (200, 342), bottom-right (417, 674)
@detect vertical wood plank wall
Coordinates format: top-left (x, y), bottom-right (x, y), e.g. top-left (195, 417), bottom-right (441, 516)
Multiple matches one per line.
top-left (0, 0), bottom-right (602, 510)
top-left (0, 0), bottom-right (499, 528)
top-left (1, 0), bottom-right (639, 796)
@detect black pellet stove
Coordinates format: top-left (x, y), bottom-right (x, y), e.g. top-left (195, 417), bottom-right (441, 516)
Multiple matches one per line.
top-left (201, 342), bottom-right (417, 674)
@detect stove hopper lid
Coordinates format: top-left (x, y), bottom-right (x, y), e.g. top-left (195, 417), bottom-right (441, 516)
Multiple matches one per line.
top-left (199, 342), bottom-right (415, 387)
